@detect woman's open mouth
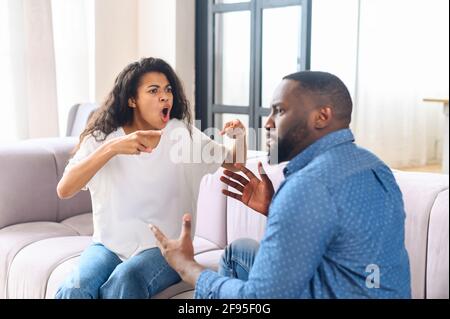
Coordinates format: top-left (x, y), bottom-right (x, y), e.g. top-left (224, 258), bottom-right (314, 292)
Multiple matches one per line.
top-left (161, 107), bottom-right (171, 123)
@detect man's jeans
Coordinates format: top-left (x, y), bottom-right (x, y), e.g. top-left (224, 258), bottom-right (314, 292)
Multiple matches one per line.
top-left (55, 243), bottom-right (181, 299)
top-left (218, 238), bottom-right (260, 281)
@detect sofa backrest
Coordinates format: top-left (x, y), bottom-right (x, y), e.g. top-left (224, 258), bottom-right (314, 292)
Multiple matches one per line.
top-left (393, 170), bottom-right (449, 299)
top-left (425, 189), bottom-right (449, 299)
top-left (218, 159), bottom-right (449, 299)
top-left (66, 103), bottom-right (97, 137)
top-left (0, 138), bottom-right (92, 229)
top-left (195, 158), bottom-right (287, 249)
top-left (226, 161), bottom-right (286, 244)
top-left (195, 168), bottom-right (228, 248)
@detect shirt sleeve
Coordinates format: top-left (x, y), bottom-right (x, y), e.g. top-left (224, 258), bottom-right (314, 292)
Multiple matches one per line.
top-left (190, 125), bottom-right (230, 176)
top-left (184, 125), bottom-right (230, 202)
top-left (64, 135), bottom-right (100, 191)
top-left (194, 176), bottom-right (339, 299)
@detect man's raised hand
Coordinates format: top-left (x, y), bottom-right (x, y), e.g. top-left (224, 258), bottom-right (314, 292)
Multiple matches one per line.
top-left (220, 162), bottom-right (274, 216)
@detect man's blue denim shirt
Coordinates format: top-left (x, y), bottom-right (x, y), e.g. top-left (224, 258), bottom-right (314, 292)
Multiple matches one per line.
top-left (195, 129), bottom-right (411, 299)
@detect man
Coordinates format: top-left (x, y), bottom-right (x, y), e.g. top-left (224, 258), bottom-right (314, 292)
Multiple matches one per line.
top-left (150, 71), bottom-right (411, 298)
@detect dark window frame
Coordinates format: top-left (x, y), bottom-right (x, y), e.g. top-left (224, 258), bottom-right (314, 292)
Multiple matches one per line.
top-left (196, 0), bottom-right (312, 150)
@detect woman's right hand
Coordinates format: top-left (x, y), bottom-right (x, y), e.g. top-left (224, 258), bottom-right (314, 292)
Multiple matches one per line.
top-left (108, 130), bottom-right (163, 155)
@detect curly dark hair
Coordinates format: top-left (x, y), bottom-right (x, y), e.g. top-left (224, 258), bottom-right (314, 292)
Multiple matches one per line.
top-left (77, 57), bottom-right (192, 149)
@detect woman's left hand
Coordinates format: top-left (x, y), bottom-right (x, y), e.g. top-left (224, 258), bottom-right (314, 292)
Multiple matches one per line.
top-left (219, 119), bottom-right (246, 139)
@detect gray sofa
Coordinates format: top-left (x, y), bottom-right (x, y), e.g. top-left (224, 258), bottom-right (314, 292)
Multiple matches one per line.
top-left (0, 137), bottom-right (448, 299)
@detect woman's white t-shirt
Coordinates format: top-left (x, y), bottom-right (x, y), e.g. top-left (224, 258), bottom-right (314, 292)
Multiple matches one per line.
top-left (66, 119), bottom-right (229, 260)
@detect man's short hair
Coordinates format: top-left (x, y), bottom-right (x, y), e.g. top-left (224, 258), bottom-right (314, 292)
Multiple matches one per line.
top-left (283, 71), bottom-right (353, 122)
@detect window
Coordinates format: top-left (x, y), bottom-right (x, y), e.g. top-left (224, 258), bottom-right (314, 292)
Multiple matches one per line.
top-left (196, 0), bottom-right (311, 150)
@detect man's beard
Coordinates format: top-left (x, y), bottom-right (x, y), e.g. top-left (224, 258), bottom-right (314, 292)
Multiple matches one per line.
top-left (268, 120), bottom-right (309, 165)
top-left (268, 139), bottom-right (292, 164)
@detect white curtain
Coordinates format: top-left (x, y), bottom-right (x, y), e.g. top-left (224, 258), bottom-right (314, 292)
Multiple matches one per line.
top-left (0, 0), bottom-right (59, 142)
top-left (353, 0), bottom-right (449, 168)
top-left (312, 0), bottom-right (449, 169)
top-left (51, 0), bottom-right (95, 136)
top-left (0, 1), bottom-right (16, 142)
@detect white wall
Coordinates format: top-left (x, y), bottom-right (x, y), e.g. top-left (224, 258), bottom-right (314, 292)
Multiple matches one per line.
top-left (138, 0), bottom-right (176, 66)
top-left (95, 0), bottom-right (138, 103)
top-left (310, 0), bottom-right (359, 102)
top-left (175, 0), bottom-right (196, 110)
top-left (138, 0), bottom-right (196, 112)
top-left (94, 0), bottom-right (196, 113)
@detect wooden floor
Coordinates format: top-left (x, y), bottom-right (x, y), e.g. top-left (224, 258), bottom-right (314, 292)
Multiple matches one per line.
top-left (395, 164), bottom-right (443, 173)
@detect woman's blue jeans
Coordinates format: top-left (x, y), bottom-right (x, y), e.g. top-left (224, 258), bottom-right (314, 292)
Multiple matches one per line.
top-left (218, 238), bottom-right (260, 281)
top-left (55, 243), bottom-right (181, 299)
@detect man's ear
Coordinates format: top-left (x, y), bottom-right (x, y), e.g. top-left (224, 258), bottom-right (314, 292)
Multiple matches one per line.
top-left (128, 98), bottom-right (136, 108)
top-left (315, 106), bottom-right (333, 129)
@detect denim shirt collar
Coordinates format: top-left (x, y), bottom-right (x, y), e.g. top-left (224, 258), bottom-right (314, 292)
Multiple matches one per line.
top-left (283, 129), bottom-right (355, 178)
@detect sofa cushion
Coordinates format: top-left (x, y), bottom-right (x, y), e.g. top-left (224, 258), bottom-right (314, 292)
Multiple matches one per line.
top-left (8, 236), bottom-right (92, 299)
top-left (193, 236), bottom-right (221, 254)
top-left (426, 189), bottom-right (449, 299)
top-left (194, 249), bottom-right (224, 272)
top-left (0, 222), bottom-right (78, 299)
top-left (45, 255), bottom-right (81, 299)
top-left (169, 290), bottom-right (195, 299)
top-left (61, 213), bottom-right (93, 236)
top-left (152, 281), bottom-right (194, 299)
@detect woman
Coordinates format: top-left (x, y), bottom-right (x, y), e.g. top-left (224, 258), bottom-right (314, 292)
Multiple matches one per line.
top-left (55, 57), bottom-right (247, 299)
